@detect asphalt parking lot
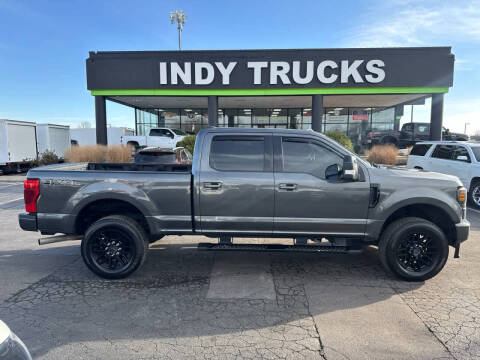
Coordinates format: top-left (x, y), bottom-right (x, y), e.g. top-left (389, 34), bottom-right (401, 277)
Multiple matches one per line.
top-left (0, 182), bottom-right (479, 360)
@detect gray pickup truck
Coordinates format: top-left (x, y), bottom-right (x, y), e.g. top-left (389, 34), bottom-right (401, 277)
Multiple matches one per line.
top-left (19, 128), bottom-right (470, 281)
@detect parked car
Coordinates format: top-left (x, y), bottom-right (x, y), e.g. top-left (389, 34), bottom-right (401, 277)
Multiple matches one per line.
top-left (407, 141), bottom-right (480, 208)
top-left (121, 128), bottom-right (186, 150)
top-left (134, 147), bottom-right (192, 165)
top-left (365, 123), bottom-right (469, 147)
top-left (19, 128), bottom-right (469, 281)
top-left (0, 320), bottom-right (32, 360)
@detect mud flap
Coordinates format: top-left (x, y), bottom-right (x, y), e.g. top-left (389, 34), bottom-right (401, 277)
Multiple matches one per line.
top-left (454, 240), bottom-right (460, 258)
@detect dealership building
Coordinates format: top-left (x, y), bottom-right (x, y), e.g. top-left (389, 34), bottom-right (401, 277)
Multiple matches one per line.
top-left (86, 47), bottom-right (454, 149)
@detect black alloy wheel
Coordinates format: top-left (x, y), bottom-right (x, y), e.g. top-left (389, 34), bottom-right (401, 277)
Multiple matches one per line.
top-left (81, 215), bottom-right (148, 279)
top-left (379, 217), bottom-right (448, 281)
top-left (89, 227), bottom-right (136, 273)
top-left (395, 231), bottom-right (439, 274)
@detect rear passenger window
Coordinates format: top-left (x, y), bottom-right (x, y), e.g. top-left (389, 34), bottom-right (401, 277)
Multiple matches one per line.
top-left (410, 144), bottom-right (432, 156)
top-left (210, 136), bottom-right (265, 171)
top-left (431, 145), bottom-right (453, 160)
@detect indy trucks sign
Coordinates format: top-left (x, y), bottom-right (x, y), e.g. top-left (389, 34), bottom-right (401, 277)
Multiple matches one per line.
top-left (159, 60), bottom-right (385, 86)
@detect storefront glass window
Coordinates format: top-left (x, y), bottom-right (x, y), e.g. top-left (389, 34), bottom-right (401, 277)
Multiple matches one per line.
top-left (302, 108), bottom-right (312, 129)
top-left (287, 109), bottom-right (302, 129)
top-left (348, 108), bottom-right (371, 148)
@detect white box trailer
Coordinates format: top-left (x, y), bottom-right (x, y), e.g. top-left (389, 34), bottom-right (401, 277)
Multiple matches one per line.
top-left (70, 127), bottom-right (134, 146)
top-left (0, 119), bottom-right (37, 173)
top-left (36, 123), bottom-right (70, 158)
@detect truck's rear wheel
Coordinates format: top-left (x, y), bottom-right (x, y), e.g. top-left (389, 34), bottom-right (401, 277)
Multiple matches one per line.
top-left (81, 215), bottom-right (148, 279)
top-left (379, 217), bottom-right (448, 281)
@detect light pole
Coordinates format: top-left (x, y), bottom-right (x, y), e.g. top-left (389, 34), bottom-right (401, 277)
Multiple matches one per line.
top-left (170, 9), bottom-right (187, 50)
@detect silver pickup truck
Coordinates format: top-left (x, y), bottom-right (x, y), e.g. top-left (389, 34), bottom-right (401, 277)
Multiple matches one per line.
top-left (19, 128), bottom-right (470, 281)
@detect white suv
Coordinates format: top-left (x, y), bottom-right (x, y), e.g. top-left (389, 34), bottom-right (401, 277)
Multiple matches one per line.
top-left (407, 141), bottom-right (480, 208)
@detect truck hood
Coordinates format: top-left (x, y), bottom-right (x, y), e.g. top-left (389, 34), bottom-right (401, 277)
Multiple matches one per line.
top-left (367, 165), bottom-right (463, 186)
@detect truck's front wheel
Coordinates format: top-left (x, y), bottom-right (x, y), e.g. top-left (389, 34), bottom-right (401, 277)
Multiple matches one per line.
top-left (81, 215), bottom-right (149, 279)
top-left (379, 217), bottom-right (448, 281)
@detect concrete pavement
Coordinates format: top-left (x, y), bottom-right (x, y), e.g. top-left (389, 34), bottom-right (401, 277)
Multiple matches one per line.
top-left (0, 182), bottom-right (478, 359)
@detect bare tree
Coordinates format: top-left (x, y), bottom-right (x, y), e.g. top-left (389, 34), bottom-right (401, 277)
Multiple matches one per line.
top-left (78, 121), bottom-right (92, 129)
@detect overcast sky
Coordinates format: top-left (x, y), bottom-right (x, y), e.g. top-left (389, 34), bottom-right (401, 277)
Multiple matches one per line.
top-left (1, 0), bottom-right (479, 134)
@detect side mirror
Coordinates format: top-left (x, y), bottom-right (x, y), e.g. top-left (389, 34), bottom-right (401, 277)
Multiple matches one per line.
top-left (342, 155), bottom-right (359, 181)
top-left (457, 155), bottom-right (468, 162)
top-left (325, 164), bottom-right (342, 180)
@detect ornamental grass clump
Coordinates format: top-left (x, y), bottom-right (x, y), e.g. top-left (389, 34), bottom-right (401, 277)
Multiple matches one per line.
top-left (366, 144), bottom-right (398, 165)
top-left (64, 145), bottom-right (131, 163)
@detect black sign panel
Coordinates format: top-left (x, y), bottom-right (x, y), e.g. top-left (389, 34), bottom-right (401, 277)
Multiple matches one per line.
top-left (86, 47), bottom-right (454, 90)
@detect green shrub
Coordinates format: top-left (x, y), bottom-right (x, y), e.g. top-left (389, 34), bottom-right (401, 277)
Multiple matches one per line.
top-left (37, 150), bottom-right (59, 166)
top-left (176, 135), bottom-right (196, 154)
top-left (324, 131), bottom-right (354, 152)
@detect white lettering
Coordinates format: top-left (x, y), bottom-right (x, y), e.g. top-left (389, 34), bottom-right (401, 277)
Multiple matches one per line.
top-left (171, 62), bottom-right (191, 85)
top-left (159, 62), bottom-right (167, 84)
top-left (365, 59), bottom-right (385, 83)
top-left (215, 62), bottom-right (237, 85)
top-left (247, 62), bottom-right (268, 85)
top-left (341, 60), bottom-right (364, 83)
top-left (292, 61), bottom-right (314, 84)
top-left (317, 60), bottom-right (338, 83)
top-left (195, 62), bottom-right (214, 85)
top-left (270, 61), bottom-right (291, 84)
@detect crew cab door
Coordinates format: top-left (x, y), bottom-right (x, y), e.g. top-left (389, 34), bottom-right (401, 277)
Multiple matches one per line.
top-left (148, 129), bottom-right (176, 148)
top-left (198, 133), bottom-right (274, 234)
top-left (273, 135), bottom-right (370, 236)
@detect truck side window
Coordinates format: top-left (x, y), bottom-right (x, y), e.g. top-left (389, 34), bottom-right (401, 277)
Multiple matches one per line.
top-left (410, 144), bottom-right (432, 156)
top-left (150, 129), bottom-right (173, 138)
top-left (451, 146), bottom-right (471, 162)
top-left (281, 139), bottom-right (342, 179)
top-left (210, 136), bottom-right (265, 172)
top-left (432, 145), bottom-right (454, 160)
top-left (403, 124), bottom-right (413, 132)
top-left (417, 125), bottom-right (429, 133)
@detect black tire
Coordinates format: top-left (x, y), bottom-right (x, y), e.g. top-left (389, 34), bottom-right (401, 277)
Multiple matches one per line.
top-left (469, 180), bottom-right (480, 209)
top-left (379, 217), bottom-right (448, 281)
top-left (81, 215), bottom-right (149, 279)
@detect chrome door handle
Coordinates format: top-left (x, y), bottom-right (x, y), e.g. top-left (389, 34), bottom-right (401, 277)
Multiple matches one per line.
top-left (203, 182), bottom-right (222, 190)
top-left (278, 183), bottom-right (297, 191)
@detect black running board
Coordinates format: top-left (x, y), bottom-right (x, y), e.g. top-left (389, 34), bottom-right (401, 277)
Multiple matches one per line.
top-left (197, 242), bottom-right (362, 254)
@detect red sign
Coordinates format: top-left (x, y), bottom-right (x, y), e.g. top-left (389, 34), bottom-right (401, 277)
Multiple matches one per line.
top-left (352, 110), bottom-right (368, 121)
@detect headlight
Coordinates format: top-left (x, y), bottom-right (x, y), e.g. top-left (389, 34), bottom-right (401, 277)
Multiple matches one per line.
top-left (457, 187), bottom-right (467, 207)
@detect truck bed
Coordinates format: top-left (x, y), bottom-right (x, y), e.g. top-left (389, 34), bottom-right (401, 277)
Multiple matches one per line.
top-left (25, 162), bottom-right (194, 236)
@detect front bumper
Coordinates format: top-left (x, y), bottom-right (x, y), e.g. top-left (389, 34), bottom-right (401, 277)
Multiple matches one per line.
top-left (456, 219), bottom-right (470, 243)
top-left (18, 213), bottom-right (37, 232)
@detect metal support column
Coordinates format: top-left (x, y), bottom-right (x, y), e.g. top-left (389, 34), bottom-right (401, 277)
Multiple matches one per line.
top-left (312, 95), bottom-right (323, 132)
top-left (393, 105), bottom-right (403, 131)
top-left (95, 96), bottom-right (107, 145)
top-left (430, 94), bottom-right (444, 141)
top-left (208, 96), bottom-right (218, 127)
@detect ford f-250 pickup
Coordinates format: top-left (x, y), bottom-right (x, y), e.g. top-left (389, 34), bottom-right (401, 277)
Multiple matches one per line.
top-left (19, 128), bottom-right (470, 281)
